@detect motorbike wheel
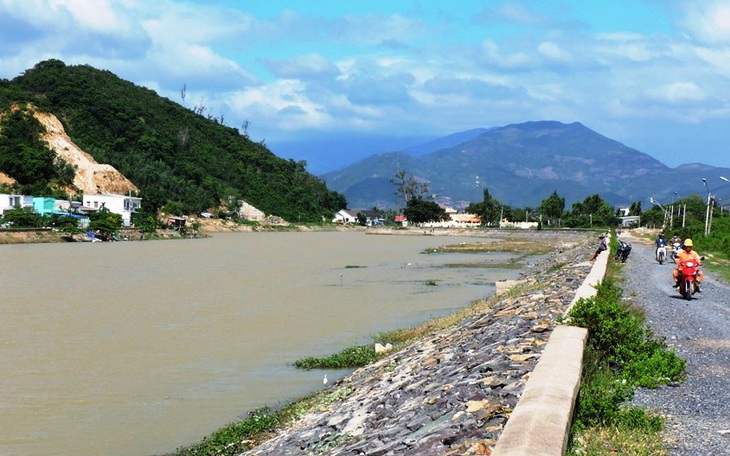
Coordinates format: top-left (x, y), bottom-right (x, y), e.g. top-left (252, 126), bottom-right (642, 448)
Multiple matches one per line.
top-left (683, 281), bottom-right (692, 301)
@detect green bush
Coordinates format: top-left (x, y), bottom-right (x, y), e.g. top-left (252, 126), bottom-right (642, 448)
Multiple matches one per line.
top-left (568, 279), bottom-right (686, 432)
top-left (175, 407), bottom-right (280, 456)
top-left (295, 344), bottom-right (377, 370)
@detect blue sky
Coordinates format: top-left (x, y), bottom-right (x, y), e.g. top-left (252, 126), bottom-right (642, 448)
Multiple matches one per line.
top-left (2, 0), bottom-right (730, 175)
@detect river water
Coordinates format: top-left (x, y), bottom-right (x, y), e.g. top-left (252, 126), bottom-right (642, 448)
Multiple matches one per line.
top-left (0, 231), bottom-right (526, 456)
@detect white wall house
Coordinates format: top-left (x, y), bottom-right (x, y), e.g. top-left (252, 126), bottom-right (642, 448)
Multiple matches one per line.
top-left (332, 209), bottom-right (359, 224)
top-left (0, 193), bottom-right (33, 215)
top-left (83, 194), bottom-right (142, 227)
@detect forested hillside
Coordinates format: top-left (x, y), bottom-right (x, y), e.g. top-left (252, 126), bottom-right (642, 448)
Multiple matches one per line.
top-left (0, 59), bottom-right (346, 222)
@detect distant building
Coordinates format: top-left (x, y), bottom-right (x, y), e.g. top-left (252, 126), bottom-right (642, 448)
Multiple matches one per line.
top-left (83, 193), bottom-right (142, 227)
top-left (619, 215), bottom-right (641, 227)
top-left (500, 219), bottom-right (539, 229)
top-left (332, 209), bottom-right (359, 224)
top-left (421, 212), bottom-right (480, 228)
top-left (0, 194), bottom-right (33, 215)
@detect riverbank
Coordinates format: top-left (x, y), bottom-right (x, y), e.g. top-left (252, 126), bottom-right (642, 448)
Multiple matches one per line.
top-left (0, 223), bottom-right (585, 245)
top-left (0, 228), bottom-right (195, 244)
top-left (243, 234), bottom-right (596, 454)
top-left (168, 230), bottom-right (597, 455)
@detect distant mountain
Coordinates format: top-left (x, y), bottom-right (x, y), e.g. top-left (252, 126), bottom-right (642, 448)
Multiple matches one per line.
top-left (322, 121), bottom-right (730, 210)
top-left (269, 134), bottom-right (430, 175)
top-left (401, 128), bottom-right (492, 156)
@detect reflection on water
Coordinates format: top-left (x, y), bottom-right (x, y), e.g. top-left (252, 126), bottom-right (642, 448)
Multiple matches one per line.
top-left (0, 231), bottom-right (525, 455)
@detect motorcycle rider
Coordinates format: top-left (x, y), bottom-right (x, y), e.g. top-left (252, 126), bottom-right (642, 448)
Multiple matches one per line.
top-left (670, 232), bottom-right (682, 258)
top-left (655, 232), bottom-right (667, 259)
top-left (673, 238), bottom-right (704, 291)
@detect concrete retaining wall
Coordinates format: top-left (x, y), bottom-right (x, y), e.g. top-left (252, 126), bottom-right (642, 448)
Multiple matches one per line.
top-left (492, 238), bottom-right (609, 455)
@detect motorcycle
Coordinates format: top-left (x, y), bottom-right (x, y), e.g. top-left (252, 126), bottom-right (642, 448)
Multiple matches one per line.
top-left (656, 245), bottom-right (667, 264)
top-left (615, 240), bottom-right (632, 263)
top-left (677, 258), bottom-right (702, 300)
top-left (671, 242), bottom-right (682, 260)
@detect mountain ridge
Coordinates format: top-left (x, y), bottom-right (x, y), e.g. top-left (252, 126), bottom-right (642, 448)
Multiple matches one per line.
top-left (322, 120), bottom-right (729, 210)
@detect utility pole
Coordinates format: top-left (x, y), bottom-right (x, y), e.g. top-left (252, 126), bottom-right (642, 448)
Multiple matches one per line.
top-left (703, 178), bottom-right (711, 236)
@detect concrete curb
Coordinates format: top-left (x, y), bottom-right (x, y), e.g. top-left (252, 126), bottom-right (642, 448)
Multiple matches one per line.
top-left (492, 236), bottom-right (609, 455)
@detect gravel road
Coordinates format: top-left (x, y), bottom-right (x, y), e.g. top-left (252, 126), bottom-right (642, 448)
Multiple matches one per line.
top-left (620, 233), bottom-right (730, 455)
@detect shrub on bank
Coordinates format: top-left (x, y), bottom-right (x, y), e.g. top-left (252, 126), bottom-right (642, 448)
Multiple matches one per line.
top-left (294, 344), bottom-right (377, 369)
top-left (567, 279), bottom-right (686, 452)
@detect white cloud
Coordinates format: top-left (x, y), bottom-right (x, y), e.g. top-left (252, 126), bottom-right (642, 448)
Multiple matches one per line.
top-left (477, 40), bottom-right (532, 70)
top-left (476, 3), bottom-right (552, 27)
top-left (694, 47), bottom-right (730, 75)
top-left (48, 0), bottom-right (128, 32)
top-left (648, 81), bottom-right (706, 104)
top-left (679, 1), bottom-right (730, 44)
top-left (537, 41), bottom-right (572, 62)
top-left (594, 33), bottom-right (658, 62)
top-left (265, 54), bottom-right (340, 79)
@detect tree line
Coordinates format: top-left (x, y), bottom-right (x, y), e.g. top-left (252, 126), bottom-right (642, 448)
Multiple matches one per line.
top-left (387, 169), bottom-right (730, 253)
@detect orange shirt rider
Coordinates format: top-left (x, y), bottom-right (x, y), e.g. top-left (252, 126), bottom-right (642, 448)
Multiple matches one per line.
top-left (673, 239), bottom-right (703, 284)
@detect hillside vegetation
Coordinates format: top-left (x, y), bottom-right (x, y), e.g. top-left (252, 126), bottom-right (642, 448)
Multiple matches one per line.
top-left (0, 60), bottom-right (346, 221)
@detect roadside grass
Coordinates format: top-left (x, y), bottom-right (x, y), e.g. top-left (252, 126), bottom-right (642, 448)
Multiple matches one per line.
top-left (566, 239), bottom-right (686, 455)
top-left (702, 250), bottom-right (730, 282)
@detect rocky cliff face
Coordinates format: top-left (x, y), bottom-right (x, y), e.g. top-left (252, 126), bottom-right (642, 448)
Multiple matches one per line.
top-left (33, 111), bottom-right (138, 196)
top-left (0, 171), bottom-right (14, 186)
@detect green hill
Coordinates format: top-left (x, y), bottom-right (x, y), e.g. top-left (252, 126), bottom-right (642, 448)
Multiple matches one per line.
top-left (0, 59), bottom-right (346, 222)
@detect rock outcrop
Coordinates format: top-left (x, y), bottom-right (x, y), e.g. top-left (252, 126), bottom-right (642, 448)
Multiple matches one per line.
top-left (33, 111), bottom-right (138, 196)
top-left (0, 171), bottom-right (14, 186)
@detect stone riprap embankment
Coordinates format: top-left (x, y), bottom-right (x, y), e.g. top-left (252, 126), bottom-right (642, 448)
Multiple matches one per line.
top-left (243, 232), bottom-right (597, 456)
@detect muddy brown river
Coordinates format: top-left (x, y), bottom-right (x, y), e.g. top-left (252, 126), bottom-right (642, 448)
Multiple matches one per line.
top-left (0, 231), bottom-right (526, 455)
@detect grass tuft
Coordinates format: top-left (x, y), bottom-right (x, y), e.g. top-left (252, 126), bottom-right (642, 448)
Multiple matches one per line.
top-left (295, 344), bottom-right (377, 369)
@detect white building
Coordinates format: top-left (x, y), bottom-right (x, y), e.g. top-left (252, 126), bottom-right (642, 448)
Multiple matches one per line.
top-left (0, 194), bottom-right (33, 215)
top-left (83, 193), bottom-right (142, 227)
top-left (332, 209), bottom-right (359, 224)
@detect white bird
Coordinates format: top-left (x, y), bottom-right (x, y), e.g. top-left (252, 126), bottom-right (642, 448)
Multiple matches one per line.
top-left (323, 374), bottom-right (328, 386)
